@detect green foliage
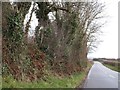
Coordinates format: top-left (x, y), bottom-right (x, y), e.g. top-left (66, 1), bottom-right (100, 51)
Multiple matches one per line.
top-left (2, 1), bottom-right (102, 82)
top-left (7, 13), bottom-right (23, 42)
top-left (44, 28), bottom-right (52, 37)
top-left (36, 2), bottom-right (50, 21)
top-left (16, 2), bottom-right (31, 17)
top-left (70, 14), bottom-right (78, 30)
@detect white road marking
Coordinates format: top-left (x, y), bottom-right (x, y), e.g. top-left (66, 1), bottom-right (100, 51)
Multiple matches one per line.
top-left (87, 65), bottom-right (94, 79)
top-left (109, 75), bottom-right (116, 78)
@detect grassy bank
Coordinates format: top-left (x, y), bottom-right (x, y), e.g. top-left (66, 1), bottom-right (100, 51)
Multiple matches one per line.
top-left (0, 76), bottom-right (1, 89)
top-left (104, 64), bottom-right (120, 72)
top-left (3, 72), bottom-right (86, 88)
top-left (102, 60), bottom-right (120, 72)
top-left (3, 61), bottom-right (93, 88)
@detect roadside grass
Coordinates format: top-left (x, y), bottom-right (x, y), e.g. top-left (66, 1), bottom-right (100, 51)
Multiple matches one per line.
top-left (3, 61), bottom-right (92, 88)
top-left (104, 64), bottom-right (120, 72)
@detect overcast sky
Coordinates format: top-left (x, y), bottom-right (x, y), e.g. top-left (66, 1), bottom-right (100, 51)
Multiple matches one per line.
top-left (88, 0), bottom-right (119, 59)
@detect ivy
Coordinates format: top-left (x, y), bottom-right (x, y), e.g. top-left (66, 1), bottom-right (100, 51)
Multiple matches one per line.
top-left (6, 13), bottom-right (23, 44)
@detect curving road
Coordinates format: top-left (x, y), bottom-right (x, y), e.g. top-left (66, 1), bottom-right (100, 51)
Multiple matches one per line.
top-left (84, 61), bottom-right (120, 89)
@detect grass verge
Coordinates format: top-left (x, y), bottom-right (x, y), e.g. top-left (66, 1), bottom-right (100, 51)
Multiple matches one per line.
top-left (104, 64), bottom-right (120, 72)
top-left (3, 61), bottom-right (93, 88)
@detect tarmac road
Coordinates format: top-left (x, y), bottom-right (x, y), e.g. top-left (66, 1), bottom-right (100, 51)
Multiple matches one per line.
top-left (84, 61), bottom-right (120, 89)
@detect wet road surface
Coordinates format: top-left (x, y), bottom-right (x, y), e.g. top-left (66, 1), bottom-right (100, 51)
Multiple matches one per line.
top-left (84, 61), bottom-right (120, 88)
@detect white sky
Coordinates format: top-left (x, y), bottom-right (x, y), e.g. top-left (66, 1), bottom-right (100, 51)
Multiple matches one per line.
top-left (88, 0), bottom-right (119, 59)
